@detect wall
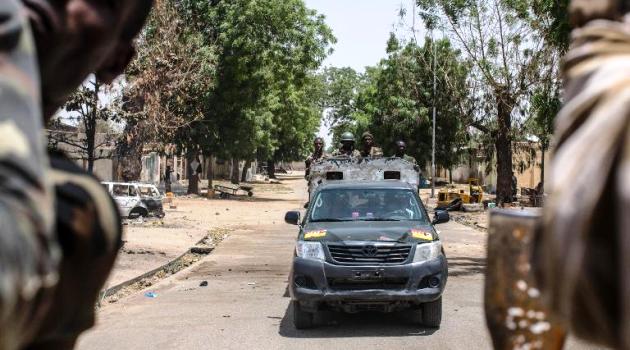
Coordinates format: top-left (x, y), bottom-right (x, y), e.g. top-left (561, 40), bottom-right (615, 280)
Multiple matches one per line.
top-left (140, 152), bottom-right (161, 184)
top-left (431, 142), bottom-right (550, 193)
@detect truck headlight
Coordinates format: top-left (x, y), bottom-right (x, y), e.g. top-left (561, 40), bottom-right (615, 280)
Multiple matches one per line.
top-left (296, 241), bottom-right (325, 261)
top-left (413, 241), bottom-right (442, 263)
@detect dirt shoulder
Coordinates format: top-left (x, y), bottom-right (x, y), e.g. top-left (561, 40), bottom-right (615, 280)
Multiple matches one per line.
top-left (106, 173), bottom-right (308, 288)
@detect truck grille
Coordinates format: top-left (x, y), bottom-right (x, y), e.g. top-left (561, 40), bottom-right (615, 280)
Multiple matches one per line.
top-left (327, 277), bottom-right (408, 291)
top-left (327, 243), bottom-right (412, 265)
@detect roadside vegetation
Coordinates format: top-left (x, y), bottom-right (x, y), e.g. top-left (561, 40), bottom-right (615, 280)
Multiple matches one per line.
top-left (50, 0), bottom-right (570, 204)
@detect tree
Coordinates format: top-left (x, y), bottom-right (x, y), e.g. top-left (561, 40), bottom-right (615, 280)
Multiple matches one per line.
top-left (369, 35), bottom-right (470, 171)
top-left (120, 0), bottom-right (218, 188)
top-left (184, 0), bottom-right (334, 181)
top-left (417, 0), bottom-right (557, 204)
top-left (511, 0), bottom-right (569, 186)
top-left (322, 35), bottom-right (470, 173)
top-left (48, 78), bottom-right (117, 175)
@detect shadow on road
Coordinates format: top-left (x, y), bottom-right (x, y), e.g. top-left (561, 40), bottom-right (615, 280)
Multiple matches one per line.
top-left (447, 257), bottom-right (486, 277)
top-left (278, 302), bottom-right (438, 338)
top-left (216, 197), bottom-right (291, 203)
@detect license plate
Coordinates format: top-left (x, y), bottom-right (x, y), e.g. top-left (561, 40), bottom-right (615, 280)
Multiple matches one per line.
top-left (352, 269), bottom-right (385, 280)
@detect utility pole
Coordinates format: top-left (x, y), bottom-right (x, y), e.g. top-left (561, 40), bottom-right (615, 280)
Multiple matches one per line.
top-left (431, 29), bottom-right (437, 199)
top-left (415, 7), bottom-right (438, 198)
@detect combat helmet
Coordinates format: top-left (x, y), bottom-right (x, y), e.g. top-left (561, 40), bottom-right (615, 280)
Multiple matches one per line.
top-left (340, 132), bottom-right (355, 143)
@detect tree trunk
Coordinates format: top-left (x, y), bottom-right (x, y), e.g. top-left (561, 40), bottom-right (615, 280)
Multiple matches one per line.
top-left (187, 153), bottom-right (200, 195)
top-left (116, 92), bottom-right (144, 182)
top-left (230, 158), bottom-right (240, 184)
top-left (449, 168), bottom-right (453, 184)
top-left (267, 160), bottom-right (276, 179)
top-left (206, 153), bottom-right (214, 189)
top-left (495, 90), bottom-right (515, 206)
top-left (86, 79), bottom-right (99, 175)
top-left (540, 146), bottom-right (546, 185)
top-left (116, 122), bottom-right (144, 182)
top-left (241, 160), bottom-right (251, 182)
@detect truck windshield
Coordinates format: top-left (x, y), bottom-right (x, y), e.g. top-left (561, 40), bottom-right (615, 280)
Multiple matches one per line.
top-left (309, 189), bottom-right (426, 223)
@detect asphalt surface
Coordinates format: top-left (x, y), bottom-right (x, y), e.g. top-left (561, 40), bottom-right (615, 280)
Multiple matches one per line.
top-left (77, 181), bottom-right (601, 350)
top-left (78, 216), bottom-right (497, 350)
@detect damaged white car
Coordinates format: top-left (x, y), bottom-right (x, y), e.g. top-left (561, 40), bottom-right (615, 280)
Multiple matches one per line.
top-left (102, 182), bottom-right (166, 219)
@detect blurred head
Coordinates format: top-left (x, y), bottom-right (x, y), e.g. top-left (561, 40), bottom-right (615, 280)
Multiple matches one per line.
top-left (313, 137), bottom-right (324, 152)
top-left (362, 131), bottom-right (374, 148)
top-left (395, 140), bottom-right (406, 155)
top-left (22, 0), bottom-right (154, 119)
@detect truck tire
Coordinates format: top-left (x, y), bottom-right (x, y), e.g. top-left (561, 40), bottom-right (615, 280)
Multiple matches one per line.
top-left (129, 207), bottom-right (148, 219)
top-left (292, 301), bottom-right (314, 329)
top-left (422, 297), bottom-right (442, 328)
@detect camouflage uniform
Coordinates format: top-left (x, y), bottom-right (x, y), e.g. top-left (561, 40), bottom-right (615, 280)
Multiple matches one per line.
top-left (26, 151), bottom-right (122, 349)
top-left (0, 2), bottom-right (123, 349)
top-left (0, 2), bottom-right (59, 349)
top-left (304, 151), bottom-right (328, 179)
top-left (331, 148), bottom-right (361, 158)
top-left (401, 154), bottom-right (417, 165)
top-left (360, 147), bottom-right (383, 158)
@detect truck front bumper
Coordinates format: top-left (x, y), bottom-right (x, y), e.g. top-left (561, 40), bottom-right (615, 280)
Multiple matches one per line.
top-left (289, 256), bottom-right (447, 312)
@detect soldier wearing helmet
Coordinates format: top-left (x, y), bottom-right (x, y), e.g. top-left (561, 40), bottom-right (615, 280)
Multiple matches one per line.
top-left (360, 131), bottom-right (383, 158)
top-left (332, 132), bottom-right (361, 158)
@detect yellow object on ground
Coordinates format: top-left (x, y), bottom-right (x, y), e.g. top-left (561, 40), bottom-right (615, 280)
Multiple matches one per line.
top-left (437, 178), bottom-right (484, 208)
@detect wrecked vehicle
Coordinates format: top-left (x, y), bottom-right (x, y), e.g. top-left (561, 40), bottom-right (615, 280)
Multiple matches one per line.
top-left (286, 158), bottom-right (449, 329)
top-left (102, 182), bottom-right (165, 219)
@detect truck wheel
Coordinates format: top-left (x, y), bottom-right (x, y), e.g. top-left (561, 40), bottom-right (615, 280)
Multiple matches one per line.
top-left (422, 297), bottom-right (442, 328)
top-left (292, 301), bottom-right (314, 329)
top-left (129, 208), bottom-right (148, 219)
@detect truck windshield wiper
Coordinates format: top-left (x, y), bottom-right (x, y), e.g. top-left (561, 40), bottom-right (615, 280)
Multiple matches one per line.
top-left (310, 218), bottom-right (352, 222)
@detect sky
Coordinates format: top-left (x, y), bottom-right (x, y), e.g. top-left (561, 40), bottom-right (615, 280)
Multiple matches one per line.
top-left (303, 0), bottom-right (418, 144)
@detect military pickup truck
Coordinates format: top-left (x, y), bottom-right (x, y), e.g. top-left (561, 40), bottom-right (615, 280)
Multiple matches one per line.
top-left (286, 157), bottom-right (449, 329)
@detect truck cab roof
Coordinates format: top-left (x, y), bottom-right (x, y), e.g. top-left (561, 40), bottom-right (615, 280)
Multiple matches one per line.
top-left (315, 180), bottom-right (417, 192)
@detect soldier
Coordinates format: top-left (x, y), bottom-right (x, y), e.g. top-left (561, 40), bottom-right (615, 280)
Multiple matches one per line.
top-left (394, 140), bottom-right (417, 165)
top-left (360, 131), bottom-right (383, 158)
top-left (305, 137), bottom-right (328, 179)
top-left (332, 132), bottom-right (361, 158)
top-left (0, 1), bottom-right (153, 349)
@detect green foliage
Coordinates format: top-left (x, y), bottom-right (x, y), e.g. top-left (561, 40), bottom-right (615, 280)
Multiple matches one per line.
top-left (322, 35), bottom-right (470, 169)
top-left (369, 37), bottom-right (470, 168)
top-left (185, 0), bottom-right (335, 161)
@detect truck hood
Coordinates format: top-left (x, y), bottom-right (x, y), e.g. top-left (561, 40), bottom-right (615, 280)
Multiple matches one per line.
top-left (302, 221), bottom-right (435, 243)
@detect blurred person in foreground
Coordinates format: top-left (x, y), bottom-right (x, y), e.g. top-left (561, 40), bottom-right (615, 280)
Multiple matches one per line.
top-left (536, 1), bottom-right (630, 348)
top-left (0, 1), bottom-right (153, 349)
top-left (485, 1), bottom-right (630, 349)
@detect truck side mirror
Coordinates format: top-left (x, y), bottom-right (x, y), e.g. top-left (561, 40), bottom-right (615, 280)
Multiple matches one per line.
top-left (285, 211), bottom-right (301, 225)
top-left (432, 210), bottom-right (450, 225)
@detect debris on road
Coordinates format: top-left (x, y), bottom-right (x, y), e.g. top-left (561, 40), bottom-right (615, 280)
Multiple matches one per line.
top-left (100, 228), bottom-right (233, 306)
top-left (144, 292), bottom-right (158, 298)
top-left (199, 281), bottom-right (208, 287)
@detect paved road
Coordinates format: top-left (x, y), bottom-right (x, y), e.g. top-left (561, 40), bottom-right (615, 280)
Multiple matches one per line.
top-left (78, 216), bottom-right (497, 350)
